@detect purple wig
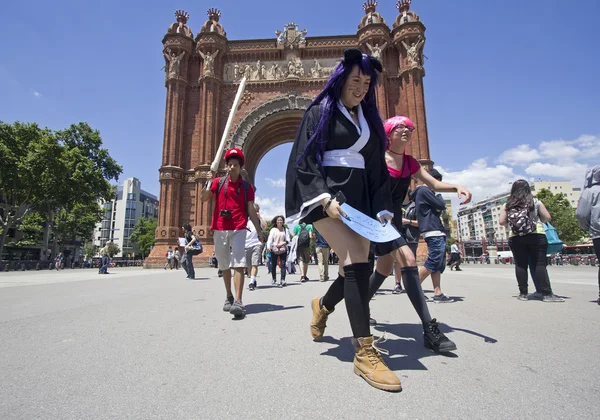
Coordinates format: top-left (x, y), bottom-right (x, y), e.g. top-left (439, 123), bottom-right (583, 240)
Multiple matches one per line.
top-left (297, 51), bottom-right (386, 166)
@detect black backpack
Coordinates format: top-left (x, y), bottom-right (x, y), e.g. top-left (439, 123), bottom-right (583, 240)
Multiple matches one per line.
top-left (217, 176), bottom-right (251, 217)
top-left (297, 224), bottom-right (310, 249)
top-left (507, 206), bottom-right (535, 236)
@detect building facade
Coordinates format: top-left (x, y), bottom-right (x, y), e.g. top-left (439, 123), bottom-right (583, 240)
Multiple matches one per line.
top-left (147, 1), bottom-right (434, 266)
top-left (94, 178), bottom-right (159, 258)
top-left (531, 180), bottom-right (581, 208)
top-left (457, 193), bottom-right (510, 243)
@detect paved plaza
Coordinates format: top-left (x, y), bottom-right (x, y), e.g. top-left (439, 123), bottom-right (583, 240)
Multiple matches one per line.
top-left (0, 263), bottom-right (598, 419)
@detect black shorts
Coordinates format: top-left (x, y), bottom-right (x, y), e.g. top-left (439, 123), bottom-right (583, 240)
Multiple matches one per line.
top-left (374, 235), bottom-right (408, 257)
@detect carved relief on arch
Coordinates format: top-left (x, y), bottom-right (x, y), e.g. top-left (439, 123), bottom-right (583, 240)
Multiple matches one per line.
top-left (228, 95), bottom-right (313, 149)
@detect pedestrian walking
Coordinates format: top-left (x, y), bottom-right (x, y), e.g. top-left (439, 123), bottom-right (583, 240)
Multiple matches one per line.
top-left (98, 242), bottom-right (111, 274)
top-left (181, 224), bottom-right (199, 279)
top-left (575, 165), bottom-right (600, 305)
top-left (499, 179), bottom-right (564, 302)
top-left (173, 248), bottom-right (180, 270)
top-left (164, 246), bottom-right (173, 270)
top-left (267, 215), bottom-right (290, 287)
top-left (310, 115), bottom-right (471, 355)
top-left (286, 49), bottom-right (401, 391)
top-left (246, 203), bottom-right (267, 290)
top-left (449, 240), bottom-right (462, 271)
top-left (293, 222), bottom-right (314, 282)
top-left (314, 227), bottom-right (330, 282)
top-left (200, 148), bottom-right (265, 319)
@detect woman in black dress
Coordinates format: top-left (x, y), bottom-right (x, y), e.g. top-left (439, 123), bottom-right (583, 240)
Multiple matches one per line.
top-left (285, 49), bottom-right (400, 392)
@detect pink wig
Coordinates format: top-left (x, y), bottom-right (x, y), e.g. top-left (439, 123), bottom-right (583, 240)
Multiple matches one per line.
top-left (384, 116), bottom-right (415, 137)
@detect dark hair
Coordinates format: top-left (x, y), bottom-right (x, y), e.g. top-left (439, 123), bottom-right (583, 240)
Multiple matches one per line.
top-left (428, 168), bottom-right (443, 181)
top-left (506, 179), bottom-right (534, 211)
top-left (297, 49), bottom-right (385, 166)
top-left (183, 223), bottom-right (192, 232)
top-left (271, 215), bottom-right (285, 227)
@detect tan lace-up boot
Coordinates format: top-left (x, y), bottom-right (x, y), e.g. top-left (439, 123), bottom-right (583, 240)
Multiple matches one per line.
top-left (310, 297), bottom-right (333, 341)
top-left (354, 335), bottom-right (402, 392)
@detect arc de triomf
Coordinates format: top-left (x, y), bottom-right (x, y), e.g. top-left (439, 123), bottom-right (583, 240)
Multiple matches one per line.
top-left (146, 0), bottom-right (433, 266)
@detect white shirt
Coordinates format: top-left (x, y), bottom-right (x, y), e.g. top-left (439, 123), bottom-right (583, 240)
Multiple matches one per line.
top-left (245, 222), bottom-right (260, 248)
top-left (451, 244), bottom-right (459, 254)
top-left (267, 227), bottom-right (290, 250)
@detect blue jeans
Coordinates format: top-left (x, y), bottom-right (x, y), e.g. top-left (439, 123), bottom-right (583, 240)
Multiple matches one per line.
top-left (99, 256), bottom-right (110, 273)
top-left (181, 252), bottom-right (195, 279)
top-left (424, 236), bottom-right (447, 273)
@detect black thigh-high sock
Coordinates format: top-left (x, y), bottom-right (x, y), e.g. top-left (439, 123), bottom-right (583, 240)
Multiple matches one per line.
top-left (401, 266), bottom-right (432, 324)
top-left (344, 263), bottom-right (372, 338)
top-left (368, 270), bottom-right (388, 301)
top-left (321, 274), bottom-right (344, 311)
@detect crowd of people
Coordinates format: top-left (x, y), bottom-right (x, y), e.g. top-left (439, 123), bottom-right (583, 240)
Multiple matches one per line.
top-left (183, 49), bottom-right (598, 393)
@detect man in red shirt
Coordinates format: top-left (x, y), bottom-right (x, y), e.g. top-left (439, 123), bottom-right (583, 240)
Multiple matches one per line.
top-left (201, 148), bottom-right (266, 318)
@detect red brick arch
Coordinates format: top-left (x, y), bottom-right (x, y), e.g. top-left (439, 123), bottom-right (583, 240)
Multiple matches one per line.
top-left (146, 3), bottom-right (431, 266)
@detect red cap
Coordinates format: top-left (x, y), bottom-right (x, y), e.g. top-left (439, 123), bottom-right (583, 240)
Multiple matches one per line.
top-left (224, 148), bottom-right (244, 166)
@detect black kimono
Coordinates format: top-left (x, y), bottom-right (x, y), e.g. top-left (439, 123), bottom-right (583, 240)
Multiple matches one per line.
top-left (285, 102), bottom-right (392, 236)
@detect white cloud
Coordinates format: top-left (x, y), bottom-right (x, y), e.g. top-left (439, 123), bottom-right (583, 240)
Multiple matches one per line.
top-left (436, 132), bottom-right (599, 209)
top-left (525, 162), bottom-right (588, 180)
top-left (436, 158), bottom-right (520, 203)
top-left (538, 140), bottom-right (579, 160)
top-left (254, 196), bottom-right (285, 220)
top-left (32, 90), bottom-right (42, 97)
top-left (497, 145), bottom-right (540, 165)
top-left (265, 177), bottom-right (285, 188)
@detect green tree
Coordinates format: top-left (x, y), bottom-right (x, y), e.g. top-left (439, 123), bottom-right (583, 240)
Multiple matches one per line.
top-left (129, 218), bottom-right (157, 258)
top-left (52, 201), bottom-right (103, 248)
top-left (42, 123), bottom-right (122, 257)
top-left (10, 212), bottom-right (45, 248)
top-left (0, 121), bottom-right (122, 259)
top-left (535, 188), bottom-right (588, 245)
top-left (82, 242), bottom-right (97, 261)
top-left (106, 242), bottom-right (121, 258)
top-left (0, 122), bottom-right (61, 258)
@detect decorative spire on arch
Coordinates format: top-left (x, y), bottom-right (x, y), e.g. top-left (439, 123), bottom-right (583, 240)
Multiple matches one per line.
top-left (175, 9), bottom-right (189, 24)
top-left (207, 8), bottom-right (221, 22)
top-left (200, 8), bottom-right (226, 36)
top-left (363, 0), bottom-right (378, 14)
top-left (397, 0), bottom-right (412, 14)
top-left (358, 0), bottom-right (386, 29)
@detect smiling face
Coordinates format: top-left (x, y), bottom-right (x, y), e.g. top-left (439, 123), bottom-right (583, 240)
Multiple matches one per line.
top-left (276, 217), bottom-right (284, 227)
top-left (340, 65), bottom-right (371, 109)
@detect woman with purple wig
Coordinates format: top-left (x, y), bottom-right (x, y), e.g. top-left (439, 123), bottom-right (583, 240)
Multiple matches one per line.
top-left (285, 49), bottom-right (400, 391)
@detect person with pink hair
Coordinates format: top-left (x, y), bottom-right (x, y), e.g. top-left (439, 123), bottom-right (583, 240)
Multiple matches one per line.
top-left (311, 115), bottom-right (472, 354)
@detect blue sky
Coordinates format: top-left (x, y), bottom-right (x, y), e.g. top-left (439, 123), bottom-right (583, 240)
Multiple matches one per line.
top-left (1, 0), bottom-right (599, 219)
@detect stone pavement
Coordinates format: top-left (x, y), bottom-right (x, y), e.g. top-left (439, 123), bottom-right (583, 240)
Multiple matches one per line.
top-left (0, 264), bottom-right (598, 420)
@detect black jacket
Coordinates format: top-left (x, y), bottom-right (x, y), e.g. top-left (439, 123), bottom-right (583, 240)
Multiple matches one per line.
top-left (410, 185), bottom-right (446, 234)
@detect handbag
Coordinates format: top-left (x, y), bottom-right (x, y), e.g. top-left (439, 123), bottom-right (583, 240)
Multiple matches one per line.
top-left (543, 222), bottom-right (563, 254)
top-left (188, 240), bottom-right (203, 255)
top-left (271, 244), bottom-right (286, 255)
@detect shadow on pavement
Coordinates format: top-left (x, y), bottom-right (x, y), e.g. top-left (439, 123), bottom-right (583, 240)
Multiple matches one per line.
top-left (244, 303), bottom-right (303, 316)
top-left (254, 283), bottom-right (301, 289)
top-left (318, 320), bottom-right (498, 371)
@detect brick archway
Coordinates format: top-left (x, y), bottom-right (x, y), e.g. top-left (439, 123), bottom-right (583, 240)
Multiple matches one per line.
top-left (147, 2), bottom-right (432, 266)
top-left (229, 95), bottom-right (313, 183)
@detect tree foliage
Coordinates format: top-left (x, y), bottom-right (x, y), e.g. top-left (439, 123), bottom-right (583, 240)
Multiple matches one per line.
top-left (53, 201), bottom-right (103, 246)
top-left (106, 242), bottom-right (121, 258)
top-left (535, 188), bottom-right (588, 245)
top-left (0, 121), bottom-right (122, 258)
top-left (129, 218), bottom-right (157, 258)
top-left (82, 243), bottom-right (97, 261)
top-left (10, 212), bottom-right (45, 248)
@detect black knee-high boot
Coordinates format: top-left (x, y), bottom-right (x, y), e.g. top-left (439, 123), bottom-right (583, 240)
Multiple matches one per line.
top-left (343, 263), bottom-right (372, 338)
